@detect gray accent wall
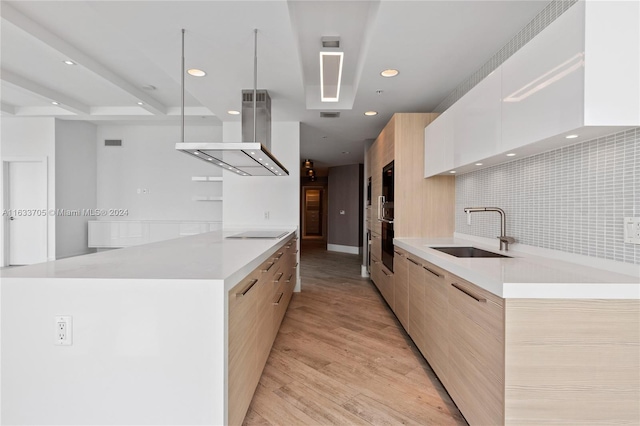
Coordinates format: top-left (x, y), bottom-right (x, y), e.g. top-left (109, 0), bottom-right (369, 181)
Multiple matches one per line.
top-left (455, 128), bottom-right (640, 265)
top-left (328, 164), bottom-right (363, 248)
top-left (55, 120), bottom-right (98, 259)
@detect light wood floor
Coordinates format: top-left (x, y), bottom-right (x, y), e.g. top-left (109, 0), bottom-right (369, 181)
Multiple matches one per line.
top-left (243, 240), bottom-right (467, 426)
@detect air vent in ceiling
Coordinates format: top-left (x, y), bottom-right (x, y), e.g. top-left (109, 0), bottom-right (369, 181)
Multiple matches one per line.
top-left (104, 139), bottom-right (122, 147)
top-left (320, 112), bottom-right (340, 118)
top-left (321, 36), bottom-right (340, 48)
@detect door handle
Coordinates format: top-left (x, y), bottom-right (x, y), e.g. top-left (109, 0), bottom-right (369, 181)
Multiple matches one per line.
top-left (377, 195), bottom-right (385, 222)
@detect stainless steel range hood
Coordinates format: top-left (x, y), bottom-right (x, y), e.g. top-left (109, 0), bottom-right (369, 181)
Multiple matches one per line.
top-left (175, 29), bottom-right (289, 176)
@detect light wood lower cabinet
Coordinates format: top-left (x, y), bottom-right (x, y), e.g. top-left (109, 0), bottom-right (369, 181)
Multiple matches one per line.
top-left (228, 236), bottom-right (297, 426)
top-left (392, 248), bottom-right (409, 330)
top-left (228, 271), bottom-right (260, 426)
top-left (393, 245), bottom-right (639, 425)
top-left (447, 277), bottom-right (505, 426)
top-left (407, 255), bottom-right (427, 356)
top-left (370, 253), bottom-right (394, 310)
top-left (422, 260), bottom-right (450, 386)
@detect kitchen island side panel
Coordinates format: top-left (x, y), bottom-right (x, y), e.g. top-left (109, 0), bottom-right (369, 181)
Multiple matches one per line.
top-left (1, 277), bottom-right (226, 425)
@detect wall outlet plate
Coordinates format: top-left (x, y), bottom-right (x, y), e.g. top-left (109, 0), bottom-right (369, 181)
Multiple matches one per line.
top-left (54, 316), bottom-right (73, 346)
top-left (623, 217), bottom-right (640, 244)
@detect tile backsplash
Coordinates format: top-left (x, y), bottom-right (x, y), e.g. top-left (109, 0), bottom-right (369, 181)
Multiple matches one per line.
top-left (455, 128), bottom-right (639, 265)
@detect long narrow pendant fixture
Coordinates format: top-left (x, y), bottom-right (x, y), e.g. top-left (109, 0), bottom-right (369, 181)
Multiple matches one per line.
top-left (175, 29), bottom-right (289, 176)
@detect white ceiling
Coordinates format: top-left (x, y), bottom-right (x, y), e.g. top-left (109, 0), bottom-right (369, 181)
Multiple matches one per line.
top-left (0, 0), bottom-right (548, 174)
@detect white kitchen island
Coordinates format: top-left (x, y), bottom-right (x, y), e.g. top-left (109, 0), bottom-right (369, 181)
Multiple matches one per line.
top-left (1, 229), bottom-right (297, 425)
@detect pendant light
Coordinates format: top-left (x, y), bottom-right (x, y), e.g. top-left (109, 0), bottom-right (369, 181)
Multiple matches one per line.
top-left (175, 29), bottom-right (289, 176)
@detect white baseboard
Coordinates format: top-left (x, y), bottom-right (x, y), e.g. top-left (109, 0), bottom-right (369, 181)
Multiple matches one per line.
top-left (327, 244), bottom-right (361, 255)
top-left (361, 265), bottom-right (370, 277)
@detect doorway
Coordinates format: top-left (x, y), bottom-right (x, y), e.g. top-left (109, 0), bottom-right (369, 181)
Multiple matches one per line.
top-left (303, 187), bottom-right (324, 238)
top-left (2, 157), bottom-right (48, 265)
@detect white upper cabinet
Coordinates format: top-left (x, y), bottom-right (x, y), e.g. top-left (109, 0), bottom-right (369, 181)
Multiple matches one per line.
top-left (424, 109), bottom-right (454, 177)
top-left (500, 3), bottom-right (585, 153)
top-left (424, 0), bottom-right (640, 178)
top-left (453, 67), bottom-right (502, 167)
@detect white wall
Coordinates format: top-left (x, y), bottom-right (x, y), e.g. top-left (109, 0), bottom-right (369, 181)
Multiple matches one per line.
top-left (0, 117), bottom-right (57, 264)
top-left (1, 277), bottom-right (225, 425)
top-left (222, 122), bottom-right (301, 290)
top-left (55, 120), bottom-right (97, 259)
top-left (222, 122), bottom-right (300, 229)
top-left (96, 124), bottom-right (223, 222)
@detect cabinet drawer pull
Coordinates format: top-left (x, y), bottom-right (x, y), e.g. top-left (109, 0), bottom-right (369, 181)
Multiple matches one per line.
top-left (273, 292), bottom-right (284, 305)
top-left (261, 262), bottom-right (274, 273)
top-left (294, 250), bottom-right (299, 254)
top-left (273, 252), bottom-right (284, 260)
top-left (393, 250), bottom-right (403, 256)
top-left (236, 279), bottom-right (258, 296)
top-left (423, 266), bottom-right (441, 278)
top-left (372, 235), bottom-right (380, 239)
top-left (451, 283), bottom-right (486, 303)
top-left (286, 274), bottom-right (293, 283)
top-left (407, 257), bottom-right (420, 266)
top-left (293, 262), bottom-right (298, 268)
top-left (274, 272), bottom-right (284, 283)
top-left (382, 269), bottom-right (390, 277)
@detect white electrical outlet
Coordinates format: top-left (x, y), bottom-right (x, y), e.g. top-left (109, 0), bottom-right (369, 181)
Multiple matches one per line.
top-left (624, 217), bottom-right (640, 244)
top-left (54, 316), bottom-right (72, 346)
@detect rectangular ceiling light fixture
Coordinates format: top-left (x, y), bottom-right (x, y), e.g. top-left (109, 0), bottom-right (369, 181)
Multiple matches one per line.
top-left (320, 51), bottom-right (344, 102)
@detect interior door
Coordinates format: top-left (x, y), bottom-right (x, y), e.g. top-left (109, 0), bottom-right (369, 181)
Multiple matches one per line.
top-left (303, 188), bottom-right (323, 237)
top-left (7, 160), bottom-right (48, 265)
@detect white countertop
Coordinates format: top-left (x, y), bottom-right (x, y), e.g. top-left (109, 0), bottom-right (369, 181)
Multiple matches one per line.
top-left (1, 229), bottom-right (295, 289)
top-left (394, 237), bottom-right (640, 299)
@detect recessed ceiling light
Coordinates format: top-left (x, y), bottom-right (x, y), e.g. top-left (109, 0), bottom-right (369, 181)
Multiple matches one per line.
top-left (565, 134), bottom-right (579, 139)
top-left (51, 101), bottom-right (59, 105)
top-left (364, 111), bottom-right (378, 116)
top-left (227, 110), bottom-right (240, 115)
top-left (449, 170), bottom-right (456, 174)
top-left (380, 69), bottom-right (399, 77)
top-left (63, 60), bottom-right (76, 66)
top-left (187, 69), bottom-right (206, 77)
top-left (137, 102), bottom-right (144, 106)
top-left (506, 153), bottom-right (516, 157)
top-left (320, 51), bottom-right (344, 102)
top-left (475, 163), bottom-right (483, 166)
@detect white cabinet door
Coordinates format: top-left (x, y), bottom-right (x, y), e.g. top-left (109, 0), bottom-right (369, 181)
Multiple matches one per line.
top-left (424, 109), bottom-right (454, 177)
top-left (501, 2), bottom-right (585, 153)
top-left (453, 67), bottom-right (502, 168)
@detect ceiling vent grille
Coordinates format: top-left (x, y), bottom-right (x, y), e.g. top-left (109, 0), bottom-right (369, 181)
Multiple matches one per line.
top-left (320, 112), bottom-right (340, 118)
top-left (104, 139), bottom-right (122, 146)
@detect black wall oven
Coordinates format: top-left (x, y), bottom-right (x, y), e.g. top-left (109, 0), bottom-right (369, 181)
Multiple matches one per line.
top-left (380, 161), bottom-right (394, 272)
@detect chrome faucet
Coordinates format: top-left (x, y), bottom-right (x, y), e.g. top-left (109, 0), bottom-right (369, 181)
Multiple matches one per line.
top-left (464, 207), bottom-right (516, 251)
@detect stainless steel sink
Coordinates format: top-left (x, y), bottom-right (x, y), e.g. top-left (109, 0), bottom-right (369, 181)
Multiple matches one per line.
top-left (432, 246), bottom-right (511, 258)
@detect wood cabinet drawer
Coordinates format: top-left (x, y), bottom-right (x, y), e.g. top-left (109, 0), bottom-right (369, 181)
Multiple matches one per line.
top-left (228, 271), bottom-right (260, 426)
top-left (407, 255), bottom-right (426, 354)
top-left (370, 232), bottom-right (382, 261)
top-left (422, 259), bottom-right (450, 385)
top-left (393, 248), bottom-right (409, 330)
top-left (447, 275), bottom-right (504, 426)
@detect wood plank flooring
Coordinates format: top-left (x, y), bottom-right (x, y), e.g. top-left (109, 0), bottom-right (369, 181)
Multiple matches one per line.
top-left (243, 240), bottom-right (467, 426)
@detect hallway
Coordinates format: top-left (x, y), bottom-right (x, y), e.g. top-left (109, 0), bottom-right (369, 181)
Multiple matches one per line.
top-left (243, 240), bottom-right (466, 425)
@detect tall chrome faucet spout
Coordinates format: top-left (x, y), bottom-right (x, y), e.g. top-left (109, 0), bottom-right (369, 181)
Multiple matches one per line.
top-left (463, 207), bottom-right (516, 251)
